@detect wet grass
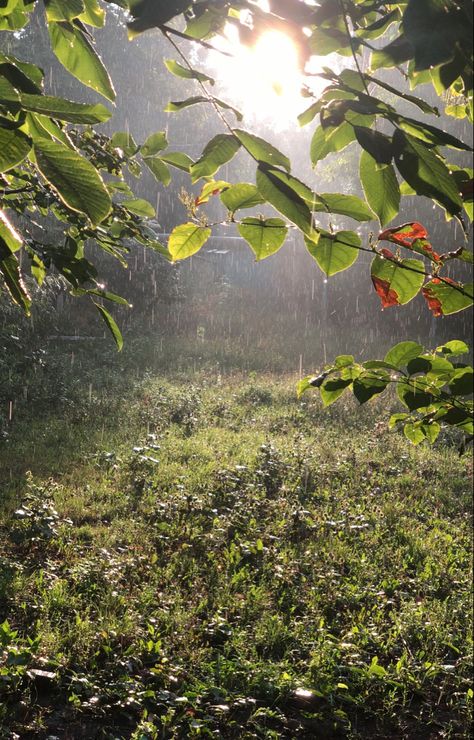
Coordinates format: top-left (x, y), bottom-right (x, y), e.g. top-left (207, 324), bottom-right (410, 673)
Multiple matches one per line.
top-left (0, 372), bottom-right (472, 738)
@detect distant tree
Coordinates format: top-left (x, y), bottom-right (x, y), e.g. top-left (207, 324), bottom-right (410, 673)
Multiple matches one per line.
top-left (0, 0), bottom-right (472, 444)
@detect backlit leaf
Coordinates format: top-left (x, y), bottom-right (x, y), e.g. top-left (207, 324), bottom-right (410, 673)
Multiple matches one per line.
top-left (422, 279), bottom-right (473, 316)
top-left (220, 183), bottom-right (265, 212)
top-left (93, 302), bottom-right (123, 351)
top-left (238, 217), bottom-right (287, 261)
top-left (360, 151), bottom-right (400, 226)
top-left (256, 164), bottom-right (314, 236)
top-left (168, 223), bottom-right (211, 260)
top-left (34, 137), bottom-right (112, 226)
top-left (190, 134), bottom-right (240, 182)
top-left (48, 21), bottom-right (115, 101)
top-left (305, 230), bottom-right (360, 276)
top-left (0, 127), bottom-right (31, 170)
top-left (234, 129), bottom-right (291, 173)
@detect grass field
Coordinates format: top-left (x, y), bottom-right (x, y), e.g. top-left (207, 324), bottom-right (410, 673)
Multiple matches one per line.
top-left (0, 372), bottom-right (472, 738)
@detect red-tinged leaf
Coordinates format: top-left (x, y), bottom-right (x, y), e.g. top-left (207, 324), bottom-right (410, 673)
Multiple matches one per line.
top-left (410, 238), bottom-right (441, 262)
top-left (379, 221), bottom-right (428, 247)
top-left (380, 247), bottom-right (395, 260)
top-left (372, 275), bottom-right (401, 307)
top-left (422, 277), bottom-right (473, 317)
top-left (423, 282), bottom-right (444, 316)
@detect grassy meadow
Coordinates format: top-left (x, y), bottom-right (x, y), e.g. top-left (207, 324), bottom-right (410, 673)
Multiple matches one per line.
top-left (0, 369), bottom-right (472, 738)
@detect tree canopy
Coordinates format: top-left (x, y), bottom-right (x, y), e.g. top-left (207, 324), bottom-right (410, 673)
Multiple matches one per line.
top-left (0, 0), bottom-right (472, 444)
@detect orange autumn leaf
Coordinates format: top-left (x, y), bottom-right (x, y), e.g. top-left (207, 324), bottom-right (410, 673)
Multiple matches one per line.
top-left (371, 275), bottom-right (401, 308)
top-left (379, 222), bottom-right (428, 247)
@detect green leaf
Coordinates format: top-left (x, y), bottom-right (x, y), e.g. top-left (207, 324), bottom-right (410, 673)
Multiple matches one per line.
top-left (312, 193), bottom-right (375, 222)
top-left (18, 93), bottom-right (111, 123)
top-left (111, 131), bottom-right (139, 157)
top-left (305, 230), bottom-right (360, 277)
top-left (168, 223), bottom-right (211, 260)
top-left (384, 341), bottom-right (423, 369)
top-left (140, 131), bottom-right (168, 157)
top-left (354, 126), bottom-right (393, 165)
top-left (233, 129), bottom-right (291, 173)
top-left (160, 151), bottom-right (193, 172)
top-left (78, 0), bottom-right (105, 27)
top-left (93, 302), bottom-right (123, 351)
top-left (404, 422), bottom-right (428, 445)
top-left (360, 151), bottom-right (400, 227)
top-left (389, 412), bottom-right (409, 429)
top-left (33, 137), bottom-right (112, 226)
top-left (371, 253), bottom-right (425, 307)
top-left (396, 117), bottom-right (472, 152)
top-left (127, 0), bottom-right (191, 37)
top-left (449, 368), bottom-right (473, 396)
top-left (320, 377), bottom-right (352, 406)
top-left (121, 198), bottom-right (155, 218)
top-left (220, 183), bottom-right (265, 212)
top-left (311, 122), bottom-right (355, 165)
top-left (297, 101), bottom-right (320, 127)
top-left (238, 217), bottom-right (287, 261)
top-left (256, 164), bottom-right (314, 236)
top-left (353, 373), bottom-right (388, 404)
top-left (165, 96), bottom-right (242, 120)
top-left (0, 127), bottom-right (31, 170)
top-left (397, 381), bottom-right (436, 411)
top-left (48, 21), bottom-right (115, 101)
top-left (164, 58), bottom-right (214, 85)
top-left (143, 156), bottom-right (171, 186)
top-left (190, 134), bottom-right (240, 183)
top-left (44, 0), bottom-right (84, 22)
top-left (393, 130), bottom-right (463, 217)
top-left (436, 340), bottom-right (469, 357)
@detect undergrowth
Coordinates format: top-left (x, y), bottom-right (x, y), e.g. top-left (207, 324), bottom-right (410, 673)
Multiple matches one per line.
top-left (0, 373), bottom-right (472, 738)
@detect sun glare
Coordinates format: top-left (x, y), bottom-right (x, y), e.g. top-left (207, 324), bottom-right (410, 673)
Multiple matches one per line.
top-left (211, 26), bottom-right (305, 127)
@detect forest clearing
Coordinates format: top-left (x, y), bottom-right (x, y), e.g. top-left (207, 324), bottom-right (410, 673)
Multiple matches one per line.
top-left (1, 0), bottom-right (473, 737)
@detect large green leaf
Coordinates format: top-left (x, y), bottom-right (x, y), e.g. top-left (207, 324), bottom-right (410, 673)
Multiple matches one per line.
top-left (48, 21), bottom-right (115, 101)
top-left (143, 156), bottom-right (171, 186)
top-left (220, 183), bottom-right (265, 212)
top-left (320, 377), bottom-right (353, 406)
top-left (190, 134), bottom-right (240, 182)
top-left (384, 341), bottom-right (423, 369)
top-left (168, 223), bottom-right (211, 260)
top-left (371, 253), bottom-right (425, 307)
top-left (0, 127), bottom-right (31, 170)
top-left (393, 130), bottom-right (463, 216)
top-left (34, 137), bottom-right (112, 226)
top-left (354, 126), bottom-right (393, 165)
top-left (238, 217), bottom-right (287, 261)
top-left (44, 0), bottom-right (84, 22)
top-left (233, 129), bottom-right (291, 172)
top-left (305, 230), bottom-right (360, 276)
top-left (312, 193), bottom-right (375, 222)
top-left (18, 93), bottom-right (111, 123)
top-left (256, 164), bottom-right (314, 236)
top-left (353, 373), bottom-right (389, 404)
top-left (360, 151), bottom-right (400, 226)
